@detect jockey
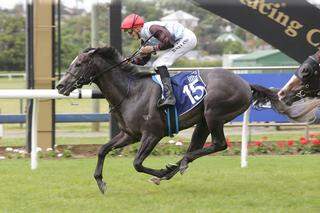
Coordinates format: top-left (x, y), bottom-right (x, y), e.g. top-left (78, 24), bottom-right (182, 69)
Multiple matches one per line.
top-left (121, 13), bottom-right (197, 108)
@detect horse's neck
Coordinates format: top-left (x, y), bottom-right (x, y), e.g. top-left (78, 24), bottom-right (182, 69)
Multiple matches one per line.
top-left (95, 69), bottom-right (131, 107)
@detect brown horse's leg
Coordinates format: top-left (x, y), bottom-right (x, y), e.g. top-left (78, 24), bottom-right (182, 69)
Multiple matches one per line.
top-left (94, 131), bottom-right (135, 194)
top-left (150, 119), bottom-right (209, 184)
top-left (179, 121), bottom-right (227, 174)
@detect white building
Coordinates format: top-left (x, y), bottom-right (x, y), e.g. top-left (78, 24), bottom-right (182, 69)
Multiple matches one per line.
top-left (160, 10), bottom-right (199, 30)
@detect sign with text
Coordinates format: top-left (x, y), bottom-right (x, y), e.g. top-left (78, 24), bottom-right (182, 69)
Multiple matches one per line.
top-left (193, 0), bottom-right (320, 63)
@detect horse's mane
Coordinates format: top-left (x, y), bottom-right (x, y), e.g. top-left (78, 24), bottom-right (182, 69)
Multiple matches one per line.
top-left (84, 46), bottom-right (154, 79)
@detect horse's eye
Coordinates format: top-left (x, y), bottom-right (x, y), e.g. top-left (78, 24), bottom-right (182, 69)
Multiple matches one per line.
top-left (75, 62), bottom-right (81, 67)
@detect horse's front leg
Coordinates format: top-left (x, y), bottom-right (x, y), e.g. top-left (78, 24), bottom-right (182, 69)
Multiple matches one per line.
top-left (133, 133), bottom-right (166, 177)
top-left (94, 131), bottom-right (135, 194)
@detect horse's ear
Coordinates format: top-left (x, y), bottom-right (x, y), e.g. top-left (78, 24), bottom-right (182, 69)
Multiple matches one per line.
top-left (87, 48), bottom-right (98, 56)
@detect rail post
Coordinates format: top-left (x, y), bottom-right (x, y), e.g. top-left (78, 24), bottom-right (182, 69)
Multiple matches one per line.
top-left (31, 99), bottom-right (39, 170)
top-left (241, 106), bottom-right (251, 168)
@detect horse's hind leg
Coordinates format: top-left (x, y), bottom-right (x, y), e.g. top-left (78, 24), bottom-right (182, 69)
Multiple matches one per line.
top-left (150, 119), bottom-right (209, 184)
top-left (132, 134), bottom-right (167, 177)
top-left (179, 120), bottom-right (227, 174)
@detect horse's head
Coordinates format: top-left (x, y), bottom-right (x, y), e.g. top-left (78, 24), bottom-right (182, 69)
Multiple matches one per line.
top-left (295, 50), bottom-right (320, 93)
top-left (56, 48), bottom-right (98, 96)
top-left (278, 50), bottom-right (320, 105)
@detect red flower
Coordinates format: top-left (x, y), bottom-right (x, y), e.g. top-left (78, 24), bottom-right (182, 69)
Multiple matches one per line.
top-left (255, 141), bottom-right (263, 146)
top-left (309, 134), bottom-right (315, 138)
top-left (225, 137), bottom-right (231, 147)
top-left (277, 141), bottom-right (285, 148)
top-left (299, 136), bottom-right (306, 141)
top-left (312, 140), bottom-right (320, 145)
top-left (287, 140), bottom-right (294, 146)
top-left (300, 140), bottom-right (308, 145)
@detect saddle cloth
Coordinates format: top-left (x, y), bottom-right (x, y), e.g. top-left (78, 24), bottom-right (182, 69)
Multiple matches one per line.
top-left (152, 70), bottom-right (207, 115)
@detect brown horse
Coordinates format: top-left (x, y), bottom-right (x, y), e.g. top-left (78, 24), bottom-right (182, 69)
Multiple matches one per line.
top-left (266, 49), bottom-right (320, 123)
top-left (278, 49), bottom-right (320, 104)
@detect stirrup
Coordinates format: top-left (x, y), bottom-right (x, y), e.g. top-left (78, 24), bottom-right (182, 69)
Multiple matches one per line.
top-left (157, 97), bottom-right (176, 108)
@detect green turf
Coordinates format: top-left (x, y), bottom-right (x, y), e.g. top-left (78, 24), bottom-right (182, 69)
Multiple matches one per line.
top-left (0, 77), bottom-right (25, 89)
top-left (0, 156), bottom-right (319, 212)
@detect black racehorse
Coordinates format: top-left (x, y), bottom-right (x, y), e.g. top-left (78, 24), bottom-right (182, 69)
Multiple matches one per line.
top-left (56, 46), bottom-right (276, 194)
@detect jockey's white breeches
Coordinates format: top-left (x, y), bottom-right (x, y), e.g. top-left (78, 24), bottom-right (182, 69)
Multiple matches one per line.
top-left (152, 28), bottom-right (197, 69)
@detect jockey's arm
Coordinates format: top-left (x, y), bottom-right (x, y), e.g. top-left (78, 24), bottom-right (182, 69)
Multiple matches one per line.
top-left (149, 25), bottom-right (175, 51)
top-left (128, 39), bottom-right (150, 66)
top-left (133, 25), bottom-right (175, 65)
top-left (131, 53), bottom-right (151, 66)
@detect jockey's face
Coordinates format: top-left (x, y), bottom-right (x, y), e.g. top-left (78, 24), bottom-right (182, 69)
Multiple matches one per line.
top-left (124, 26), bottom-right (141, 40)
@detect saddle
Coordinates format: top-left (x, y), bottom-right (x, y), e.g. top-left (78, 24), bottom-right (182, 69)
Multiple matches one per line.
top-left (152, 70), bottom-right (207, 136)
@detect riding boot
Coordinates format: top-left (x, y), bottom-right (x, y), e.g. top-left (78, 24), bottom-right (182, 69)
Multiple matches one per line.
top-left (159, 77), bottom-right (176, 108)
top-left (155, 66), bottom-right (176, 108)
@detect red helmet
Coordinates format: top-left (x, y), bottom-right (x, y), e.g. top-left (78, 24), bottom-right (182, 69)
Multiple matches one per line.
top-left (121, 13), bottom-right (144, 29)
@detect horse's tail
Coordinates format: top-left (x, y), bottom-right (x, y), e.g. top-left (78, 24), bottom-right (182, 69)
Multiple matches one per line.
top-left (250, 84), bottom-right (284, 114)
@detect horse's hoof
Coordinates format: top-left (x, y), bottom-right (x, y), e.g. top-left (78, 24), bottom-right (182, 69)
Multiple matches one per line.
top-left (96, 179), bottom-right (107, 194)
top-left (180, 164), bottom-right (188, 175)
top-left (149, 177), bottom-right (161, 185)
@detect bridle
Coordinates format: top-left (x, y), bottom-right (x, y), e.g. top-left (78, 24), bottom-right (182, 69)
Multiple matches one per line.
top-left (63, 56), bottom-right (97, 92)
top-left (62, 34), bottom-right (155, 112)
top-left (295, 56), bottom-right (320, 95)
top-left (64, 34), bottom-right (155, 93)
top-left (283, 55), bottom-right (320, 105)
top-left (88, 33), bottom-right (155, 83)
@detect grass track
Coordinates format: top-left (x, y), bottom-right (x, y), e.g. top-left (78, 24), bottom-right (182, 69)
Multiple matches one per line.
top-left (0, 156), bottom-right (319, 212)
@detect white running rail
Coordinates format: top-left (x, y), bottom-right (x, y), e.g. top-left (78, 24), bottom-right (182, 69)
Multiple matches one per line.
top-left (0, 89), bottom-right (102, 170)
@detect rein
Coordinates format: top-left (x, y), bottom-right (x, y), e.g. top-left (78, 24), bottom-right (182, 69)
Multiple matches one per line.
top-left (64, 34), bottom-right (155, 92)
top-left (87, 34), bottom-right (155, 85)
top-left (109, 78), bottom-right (132, 113)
